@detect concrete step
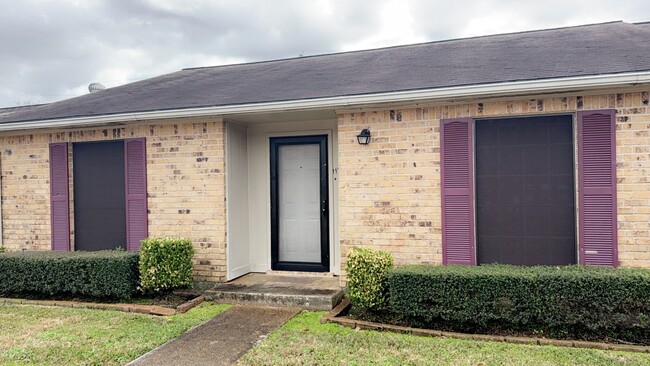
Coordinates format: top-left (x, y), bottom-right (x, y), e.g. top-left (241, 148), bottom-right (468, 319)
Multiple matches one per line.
top-left (204, 273), bottom-right (346, 310)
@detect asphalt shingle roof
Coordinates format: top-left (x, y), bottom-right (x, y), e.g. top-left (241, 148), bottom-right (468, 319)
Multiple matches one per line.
top-left (2, 21), bottom-right (649, 124)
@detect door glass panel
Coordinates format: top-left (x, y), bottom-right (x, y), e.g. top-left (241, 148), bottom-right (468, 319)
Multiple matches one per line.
top-left (278, 143), bottom-right (321, 262)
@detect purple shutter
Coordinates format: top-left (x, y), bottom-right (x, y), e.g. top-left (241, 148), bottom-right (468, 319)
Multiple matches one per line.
top-left (441, 118), bottom-right (476, 265)
top-left (125, 138), bottom-right (148, 251)
top-left (578, 110), bottom-right (618, 266)
top-left (49, 143), bottom-right (70, 251)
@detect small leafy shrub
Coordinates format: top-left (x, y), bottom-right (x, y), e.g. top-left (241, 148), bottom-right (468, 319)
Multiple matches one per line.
top-left (139, 237), bottom-right (195, 293)
top-left (0, 250), bottom-right (139, 299)
top-left (387, 265), bottom-right (650, 344)
top-left (0, 246), bottom-right (4, 253)
top-left (347, 247), bottom-right (394, 310)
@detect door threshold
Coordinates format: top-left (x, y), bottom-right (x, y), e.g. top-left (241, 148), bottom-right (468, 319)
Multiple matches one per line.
top-left (266, 270), bottom-right (336, 278)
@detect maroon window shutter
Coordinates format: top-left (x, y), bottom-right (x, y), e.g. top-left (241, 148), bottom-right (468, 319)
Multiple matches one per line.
top-left (49, 142), bottom-right (70, 251)
top-left (441, 118), bottom-right (476, 265)
top-left (125, 138), bottom-right (148, 251)
top-left (578, 110), bottom-right (618, 266)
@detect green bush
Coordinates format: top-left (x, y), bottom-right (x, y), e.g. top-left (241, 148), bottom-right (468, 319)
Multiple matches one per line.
top-left (139, 237), bottom-right (195, 293)
top-left (387, 265), bottom-right (650, 344)
top-left (346, 247), bottom-right (394, 310)
top-left (0, 246), bottom-right (4, 253)
top-left (0, 251), bottom-right (139, 299)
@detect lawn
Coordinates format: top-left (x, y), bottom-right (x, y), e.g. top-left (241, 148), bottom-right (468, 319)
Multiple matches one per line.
top-left (239, 311), bottom-right (650, 366)
top-left (0, 302), bottom-right (229, 366)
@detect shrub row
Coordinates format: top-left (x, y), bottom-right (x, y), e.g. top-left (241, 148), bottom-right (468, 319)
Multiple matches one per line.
top-left (0, 251), bottom-right (140, 299)
top-left (387, 264), bottom-right (650, 344)
top-left (0, 237), bottom-right (196, 299)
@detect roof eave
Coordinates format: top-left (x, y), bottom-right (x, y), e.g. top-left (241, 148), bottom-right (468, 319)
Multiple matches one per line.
top-left (1, 71), bottom-right (649, 132)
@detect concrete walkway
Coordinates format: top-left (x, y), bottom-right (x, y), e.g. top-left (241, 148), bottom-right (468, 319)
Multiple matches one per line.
top-left (127, 306), bottom-right (299, 366)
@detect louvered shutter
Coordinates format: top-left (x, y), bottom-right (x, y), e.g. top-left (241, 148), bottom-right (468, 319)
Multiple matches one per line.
top-left (441, 118), bottom-right (476, 265)
top-left (578, 110), bottom-right (617, 266)
top-left (49, 143), bottom-right (70, 251)
top-left (125, 138), bottom-right (148, 251)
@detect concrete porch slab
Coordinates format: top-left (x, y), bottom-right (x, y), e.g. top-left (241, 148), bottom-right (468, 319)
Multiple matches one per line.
top-left (204, 273), bottom-right (345, 310)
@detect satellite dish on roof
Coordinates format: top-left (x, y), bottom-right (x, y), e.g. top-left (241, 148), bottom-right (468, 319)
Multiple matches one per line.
top-left (88, 83), bottom-right (106, 93)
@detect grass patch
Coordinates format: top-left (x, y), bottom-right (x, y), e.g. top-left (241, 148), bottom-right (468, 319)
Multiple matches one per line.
top-left (239, 311), bottom-right (650, 366)
top-left (0, 302), bottom-right (229, 366)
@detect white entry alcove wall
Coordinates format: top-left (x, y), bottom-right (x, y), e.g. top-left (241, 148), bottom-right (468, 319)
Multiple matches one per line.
top-left (226, 118), bottom-right (340, 280)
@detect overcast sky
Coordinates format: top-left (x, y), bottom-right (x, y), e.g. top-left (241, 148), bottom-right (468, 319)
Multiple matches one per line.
top-left (1, 0), bottom-right (649, 108)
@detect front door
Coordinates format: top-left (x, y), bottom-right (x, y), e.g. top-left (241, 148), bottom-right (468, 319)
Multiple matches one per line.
top-left (270, 135), bottom-right (329, 272)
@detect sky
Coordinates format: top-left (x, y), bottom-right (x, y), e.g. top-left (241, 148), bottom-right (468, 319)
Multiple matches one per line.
top-left (1, 0), bottom-right (649, 108)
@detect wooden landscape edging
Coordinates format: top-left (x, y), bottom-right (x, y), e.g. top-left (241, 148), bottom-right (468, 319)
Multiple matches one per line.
top-left (321, 298), bottom-right (650, 354)
top-left (0, 295), bottom-right (205, 317)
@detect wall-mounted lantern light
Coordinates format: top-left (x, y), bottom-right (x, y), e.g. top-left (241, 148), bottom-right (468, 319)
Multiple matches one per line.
top-left (356, 129), bottom-right (371, 145)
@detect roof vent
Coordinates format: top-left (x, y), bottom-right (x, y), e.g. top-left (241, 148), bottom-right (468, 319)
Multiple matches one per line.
top-left (88, 83), bottom-right (106, 93)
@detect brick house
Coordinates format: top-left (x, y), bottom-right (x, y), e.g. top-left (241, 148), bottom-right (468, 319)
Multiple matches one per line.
top-left (0, 21), bottom-right (649, 284)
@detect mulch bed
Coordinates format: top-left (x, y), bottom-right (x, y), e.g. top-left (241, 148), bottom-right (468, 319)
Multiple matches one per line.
top-left (0, 291), bottom-right (205, 316)
top-left (322, 298), bottom-right (650, 354)
top-left (131, 291), bottom-right (201, 308)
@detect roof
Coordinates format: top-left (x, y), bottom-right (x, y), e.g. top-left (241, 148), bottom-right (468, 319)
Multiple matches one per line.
top-left (0, 104), bottom-right (48, 119)
top-left (2, 21), bottom-right (650, 125)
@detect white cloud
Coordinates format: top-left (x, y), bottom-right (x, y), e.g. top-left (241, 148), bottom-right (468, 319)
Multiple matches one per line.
top-left (0, 0), bottom-right (648, 107)
top-left (341, 0), bottom-right (427, 51)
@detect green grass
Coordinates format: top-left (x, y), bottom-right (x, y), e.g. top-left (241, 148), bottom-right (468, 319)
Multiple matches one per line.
top-left (0, 302), bottom-right (230, 366)
top-left (239, 311), bottom-right (650, 366)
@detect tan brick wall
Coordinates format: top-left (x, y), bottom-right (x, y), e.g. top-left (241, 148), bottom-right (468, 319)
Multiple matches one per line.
top-left (1, 89), bottom-right (648, 284)
top-left (338, 89), bottom-right (650, 278)
top-left (0, 117), bottom-right (227, 282)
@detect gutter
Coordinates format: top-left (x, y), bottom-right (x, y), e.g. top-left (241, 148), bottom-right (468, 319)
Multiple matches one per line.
top-left (1, 71), bottom-right (650, 132)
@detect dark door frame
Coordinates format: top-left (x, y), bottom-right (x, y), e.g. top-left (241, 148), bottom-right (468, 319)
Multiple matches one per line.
top-left (270, 135), bottom-right (330, 272)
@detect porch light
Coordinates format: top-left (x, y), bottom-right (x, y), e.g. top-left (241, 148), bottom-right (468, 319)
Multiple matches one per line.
top-left (356, 129), bottom-right (371, 145)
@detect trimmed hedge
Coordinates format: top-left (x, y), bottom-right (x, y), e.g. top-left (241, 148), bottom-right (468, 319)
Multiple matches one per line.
top-left (0, 251), bottom-right (139, 299)
top-left (139, 237), bottom-right (195, 293)
top-left (347, 247), bottom-right (394, 310)
top-left (387, 265), bottom-right (650, 343)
